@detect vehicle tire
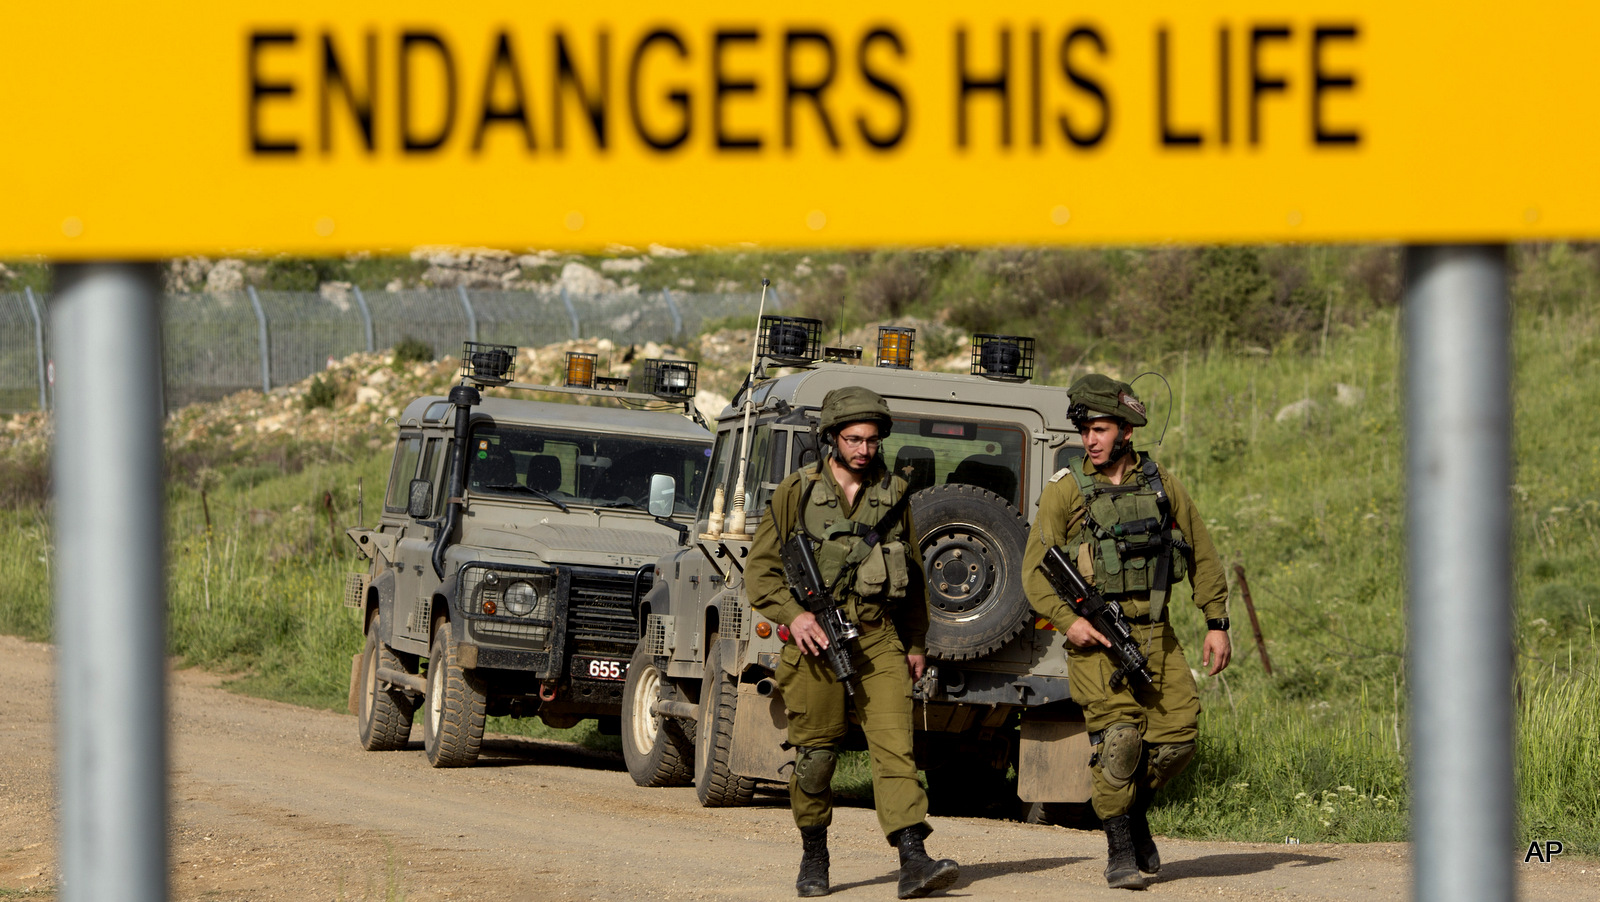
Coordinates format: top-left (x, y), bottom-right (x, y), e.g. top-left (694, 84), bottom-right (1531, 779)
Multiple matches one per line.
top-left (422, 623), bottom-right (487, 768)
top-left (693, 637), bottom-right (756, 807)
top-left (911, 483), bottom-right (1032, 660)
top-left (622, 642), bottom-right (695, 787)
top-left (357, 609), bottom-right (416, 751)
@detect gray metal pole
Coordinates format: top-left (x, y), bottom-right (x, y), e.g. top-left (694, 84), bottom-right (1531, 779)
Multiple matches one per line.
top-left (246, 285), bottom-right (271, 393)
top-left (352, 285), bottom-right (375, 352)
top-left (456, 285), bottom-right (478, 343)
top-left (560, 284), bottom-right (580, 339)
top-left (24, 286), bottom-right (48, 411)
top-left (1403, 245), bottom-right (1514, 902)
top-left (50, 263), bottom-right (168, 902)
top-left (662, 287), bottom-right (683, 338)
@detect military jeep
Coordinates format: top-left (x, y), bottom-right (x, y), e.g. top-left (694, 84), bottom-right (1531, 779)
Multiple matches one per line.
top-left (346, 344), bottom-right (711, 767)
top-left (621, 321), bottom-right (1093, 818)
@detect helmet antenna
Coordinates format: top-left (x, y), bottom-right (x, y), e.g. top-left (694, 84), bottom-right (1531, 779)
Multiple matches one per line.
top-left (1131, 371), bottom-right (1175, 448)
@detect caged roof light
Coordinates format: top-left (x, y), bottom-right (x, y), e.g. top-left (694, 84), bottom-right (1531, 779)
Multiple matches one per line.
top-left (642, 358), bottom-right (697, 399)
top-left (969, 334), bottom-right (1035, 382)
top-left (461, 342), bottom-right (516, 386)
top-left (876, 326), bottom-right (916, 369)
top-left (758, 315), bottom-right (822, 366)
top-left (563, 351), bottom-right (597, 388)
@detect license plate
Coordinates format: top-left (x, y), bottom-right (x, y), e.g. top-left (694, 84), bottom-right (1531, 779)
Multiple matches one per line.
top-left (572, 656), bottom-right (628, 681)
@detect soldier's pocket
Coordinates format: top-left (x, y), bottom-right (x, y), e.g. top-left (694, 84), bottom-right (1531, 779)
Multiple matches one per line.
top-left (882, 541), bottom-right (910, 598)
top-left (854, 543), bottom-right (888, 596)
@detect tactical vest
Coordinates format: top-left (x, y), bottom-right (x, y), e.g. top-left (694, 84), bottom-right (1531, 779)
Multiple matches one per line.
top-left (1069, 455), bottom-right (1187, 619)
top-left (794, 464), bottom-right (913, 620)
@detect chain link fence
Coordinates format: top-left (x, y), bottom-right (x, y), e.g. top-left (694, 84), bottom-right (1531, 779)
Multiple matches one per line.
top-left (1, 287), bottom-right (772, 413)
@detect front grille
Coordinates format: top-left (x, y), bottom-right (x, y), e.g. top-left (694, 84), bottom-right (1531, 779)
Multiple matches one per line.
top-left (568, 568), bottom-right (644, 648)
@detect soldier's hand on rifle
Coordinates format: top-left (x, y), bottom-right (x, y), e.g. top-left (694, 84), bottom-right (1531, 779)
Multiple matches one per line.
top-left (1064, 617), bottom-right (1113, 649)
top-left (1202, 629), bottom-right (1232, 676)
top-left (790, 611), bottom-right (830, 657)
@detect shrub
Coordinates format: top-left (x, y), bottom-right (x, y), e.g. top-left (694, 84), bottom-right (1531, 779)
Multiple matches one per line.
top-left (302, 374), bottom-right (338, 410)
top-left (392, 335), bottom-right (433, 364)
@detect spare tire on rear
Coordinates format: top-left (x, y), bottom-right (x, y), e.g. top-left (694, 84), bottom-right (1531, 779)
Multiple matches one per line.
top-left (910, 483), bottom-right (1031, 660)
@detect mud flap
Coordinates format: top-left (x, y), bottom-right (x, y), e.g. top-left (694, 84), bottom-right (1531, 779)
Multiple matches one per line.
top-left (1017, 718), bottom-right (1093, 803)
top-left (730, 680), bottom-right (792, 781)
top-left (348, 653), bottom-right (363, 716)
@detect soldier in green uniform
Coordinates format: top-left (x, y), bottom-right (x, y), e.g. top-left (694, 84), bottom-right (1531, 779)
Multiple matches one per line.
top-left (747, 386), bottom-right (960, 900)
top-left (1022, 374), bottom-right (1232, 890)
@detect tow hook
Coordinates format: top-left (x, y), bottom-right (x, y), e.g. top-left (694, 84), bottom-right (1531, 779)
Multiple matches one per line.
top-left (539, 681), bottom-right (558, 702)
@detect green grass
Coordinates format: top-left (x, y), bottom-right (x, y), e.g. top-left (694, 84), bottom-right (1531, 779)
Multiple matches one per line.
top-left (4, 245), bottom-right (1599, 851)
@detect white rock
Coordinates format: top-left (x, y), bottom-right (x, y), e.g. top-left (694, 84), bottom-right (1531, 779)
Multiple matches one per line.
top-left (365, 368), bottom-right (390, 386)
top-left (385, 278), bottom-right (404, 292)
top-left (204, 259), bottom-right (245, 294)
top-left (1275, 398), bottom-right (1318, 423)
top-left (1334, 382), bottom-right (1365, 407)
top-left (355, 386), bottom-right (382, 405)
top-left (319, 281), bottom-right (353, 308)
top-left (557, 262), bottom-right (616, 296)
top-left (600, 257), bottom-right (650, 273)
top-left (648, 243), bottom-right (689, 258)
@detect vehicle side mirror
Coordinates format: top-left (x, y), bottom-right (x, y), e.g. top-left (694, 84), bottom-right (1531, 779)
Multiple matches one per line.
top-left (648, 473), bottom-right (677, 519)
top-left (407, 479), bottom-right (433, 519)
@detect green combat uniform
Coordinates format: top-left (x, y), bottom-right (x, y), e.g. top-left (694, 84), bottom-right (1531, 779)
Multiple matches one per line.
top-left (1022, 373), bottom-right (1228, 890)
top-left (746, 385), bottom-right (958, 900)
top-left (747, 458), bottom-right (931, 838)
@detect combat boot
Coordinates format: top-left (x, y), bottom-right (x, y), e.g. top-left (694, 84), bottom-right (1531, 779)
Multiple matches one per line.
top-left (796, 825), bottom-right (830, 897)
top-left (888, 824), bottom-right (960, 898)
top-left (1129, 790), bottom-right (1160, 874)
top-left (1102, 814), bottom-right (1148, 890)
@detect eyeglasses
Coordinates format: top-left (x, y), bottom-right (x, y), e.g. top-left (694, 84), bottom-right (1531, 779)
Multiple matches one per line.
top-left (838, 435), bottom-right (882, 449)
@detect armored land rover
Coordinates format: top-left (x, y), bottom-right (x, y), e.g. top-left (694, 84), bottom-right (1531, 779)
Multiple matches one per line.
top-left (347, 344), bottom-right (711, 767)
top-left (622, 320), bottom-right (1094, 818)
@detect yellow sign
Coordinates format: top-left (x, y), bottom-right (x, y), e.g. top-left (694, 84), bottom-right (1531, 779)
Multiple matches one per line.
top-left (3, 2), bottom-right (1598, 256)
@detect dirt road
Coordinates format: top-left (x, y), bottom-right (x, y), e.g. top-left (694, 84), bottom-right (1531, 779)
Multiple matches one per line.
top-left (0, 634), bottom-right (1590, 901)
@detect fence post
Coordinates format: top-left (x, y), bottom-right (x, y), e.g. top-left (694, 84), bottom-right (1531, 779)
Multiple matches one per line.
top-left (456, 286), bottom-right (478, 343)
top-left (24, 286), bottom-right (48, 411)
top-left (352, 286), bottom-right (375, 352)
top-left (245, 286), bottom-right (272, 393)
top-left (661, 287), bottom-right (683, 338)
top-left (560, 284), bottom-right (580, 339)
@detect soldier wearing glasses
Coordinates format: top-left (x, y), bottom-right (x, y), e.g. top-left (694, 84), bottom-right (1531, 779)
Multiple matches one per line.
top-left (747, 387), bottom-right (960, 899)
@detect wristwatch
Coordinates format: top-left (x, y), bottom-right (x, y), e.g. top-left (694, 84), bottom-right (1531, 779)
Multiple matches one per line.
top-left (1206, 618), bottom-right (1230, 632)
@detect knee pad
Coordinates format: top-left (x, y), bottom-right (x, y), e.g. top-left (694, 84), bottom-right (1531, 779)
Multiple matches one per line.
top-left (1146, 741), bottom-right (1196, 790)
top-left (794, 746), bottom-right (838, 795)
top-left (1095, 723), bottom-right (1143, 790)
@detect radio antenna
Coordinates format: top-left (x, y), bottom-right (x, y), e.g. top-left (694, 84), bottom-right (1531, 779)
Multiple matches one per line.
top-left (722, 278), bottom-right (770, 537)
top-left (1131, 371), bottom-right (1175, 448)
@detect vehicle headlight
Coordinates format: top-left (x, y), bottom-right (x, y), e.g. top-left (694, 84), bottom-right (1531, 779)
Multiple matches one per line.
top-left (504, 581), bottom-right (539, 616)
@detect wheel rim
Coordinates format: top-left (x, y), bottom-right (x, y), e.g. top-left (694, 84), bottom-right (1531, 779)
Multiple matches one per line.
top-left (428, 653), bottom-right (444, 737)
top-left (361, 639), bottom-right (378, 722)
top-left (925, 524), bottom-right (1000, 620)
top-left (629, 664), bottom-right (661, 755)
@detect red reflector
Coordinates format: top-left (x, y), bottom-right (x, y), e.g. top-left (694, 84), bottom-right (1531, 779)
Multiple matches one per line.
top-left (776, 623), bottom-right (791, 642)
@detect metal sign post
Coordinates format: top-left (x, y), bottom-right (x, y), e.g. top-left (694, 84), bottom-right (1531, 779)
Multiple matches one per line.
top-left (50, 263), bottom-right (169, 902)
top-left (1403, 245), bottom-right (1514, 902)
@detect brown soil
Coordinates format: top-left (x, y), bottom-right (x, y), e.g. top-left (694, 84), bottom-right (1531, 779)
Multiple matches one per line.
top-left (1, 633), bottom-right (1593, 901)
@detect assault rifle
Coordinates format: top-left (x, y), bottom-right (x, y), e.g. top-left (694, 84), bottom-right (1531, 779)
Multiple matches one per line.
top-left (781, 533), bottom-right (862, 697)
top-left (1040, 546), bottom-right (1154, 691)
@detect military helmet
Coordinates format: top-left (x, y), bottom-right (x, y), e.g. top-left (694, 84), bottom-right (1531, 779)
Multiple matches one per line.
top-left (1067, 373), bottom-right (1147, 427)
top-left (819, 386), bottom-right (893, 436)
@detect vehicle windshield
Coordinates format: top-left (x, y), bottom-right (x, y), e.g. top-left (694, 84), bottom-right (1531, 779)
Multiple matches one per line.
top-left (467, 423), bottom-right (709, 515)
